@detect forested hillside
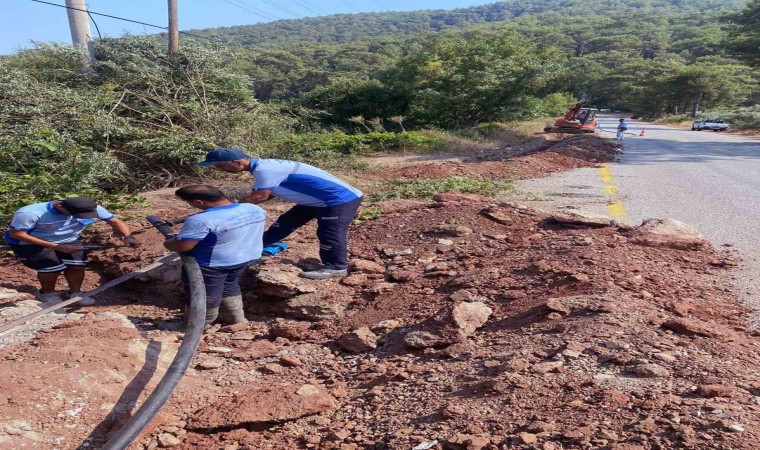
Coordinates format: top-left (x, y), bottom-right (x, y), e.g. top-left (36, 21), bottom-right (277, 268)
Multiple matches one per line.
top-left (1, 0), bottom-right (759, 221)
top-left (191, 0), bottom-right (745, 48)
top-left (222, 0), bottom-right (756, 123)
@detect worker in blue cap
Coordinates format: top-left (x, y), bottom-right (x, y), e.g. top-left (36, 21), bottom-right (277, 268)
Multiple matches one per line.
top-left (197, 149), bottom-right (363, 280)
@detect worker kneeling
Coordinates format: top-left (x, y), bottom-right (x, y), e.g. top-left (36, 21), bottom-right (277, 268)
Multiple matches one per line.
top-left (163, 185), bottom-right (265, 328)
top-left (4, 197), bottom-right (141, 305)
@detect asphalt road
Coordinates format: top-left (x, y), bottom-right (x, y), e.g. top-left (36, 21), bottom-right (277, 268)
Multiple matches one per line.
top-left (516, 114), bottom-right (760, 322)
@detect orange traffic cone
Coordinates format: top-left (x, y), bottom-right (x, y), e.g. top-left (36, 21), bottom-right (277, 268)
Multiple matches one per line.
top-left (639, 128), bottom-right (647, 137)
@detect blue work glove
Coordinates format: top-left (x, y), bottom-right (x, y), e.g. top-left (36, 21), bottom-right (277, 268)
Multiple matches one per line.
top-left (262, 242), bottom-right (288, 257)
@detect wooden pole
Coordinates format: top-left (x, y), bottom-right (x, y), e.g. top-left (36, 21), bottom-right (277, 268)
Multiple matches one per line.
top-left (168, 0), bottom-right (179, 54)
top-left (64, 0), bottom-right (96, 70)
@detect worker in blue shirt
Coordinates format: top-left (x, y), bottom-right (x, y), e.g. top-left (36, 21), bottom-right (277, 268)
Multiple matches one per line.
top-left (163, 185), bottom-right (266, 328)
top-left (4, 197), bottom-right (141, 305)
top-left (617, 118), bottom-right (628, 141)
top-left (197, 149), bottom-right (363, 280)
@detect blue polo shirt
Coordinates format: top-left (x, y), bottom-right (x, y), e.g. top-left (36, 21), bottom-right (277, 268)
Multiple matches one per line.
top-left (4, 201), bottom-right (115, 245)
top-left (176, 203), bottom-right (265, 267)
top-left (251, 159), bottom-right (362, 207)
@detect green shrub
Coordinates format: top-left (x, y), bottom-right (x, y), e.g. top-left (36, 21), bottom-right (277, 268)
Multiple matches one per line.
top-left (276, 130), bottom-right (447, 157)
top-left (715, 106), bottom-right (760, 130)
top-left (353, 205), bottom-right (383, 224)
top-left (370, 176), bottom-right (515, 201)
top-left (0, 38), bottom-right (295, 218)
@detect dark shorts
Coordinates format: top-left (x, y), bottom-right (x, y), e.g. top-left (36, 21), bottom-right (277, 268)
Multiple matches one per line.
top-left (181, 261), bottom-right (253, 308)
top-left (10, 241), bottom-right (87, 273)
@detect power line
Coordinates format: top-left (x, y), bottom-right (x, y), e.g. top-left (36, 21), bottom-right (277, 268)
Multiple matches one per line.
top-left (258, 0), bottom-right (302, 18)
top-left (338, 0), bottom-right (361, 13)
top-left (368, 0), bottom-right (388, 11)
top-left (222, 0), bottom-right (281, 21)
top-left (287, 0), bottom-right (327, 16)
top-left (29, 0), bottom-right (216, 41)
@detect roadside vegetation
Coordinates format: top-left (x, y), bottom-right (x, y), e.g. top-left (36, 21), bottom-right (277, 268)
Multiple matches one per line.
top-left (369, 177), bottom-right (516, 202)
top-left (1, 0), bottom-right (758, 222)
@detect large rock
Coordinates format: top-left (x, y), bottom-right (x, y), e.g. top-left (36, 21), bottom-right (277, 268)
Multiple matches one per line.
top-left (282, 292), bottom-right (347, 321)
top-left (269, 320), bottom-right (312, 340)
top-left (404, 302), bottom-right (493, 349)
top-left (630, 364), bottom-right (670, 378)
top-left (190, 384), bottom-right (336, 429)
top-left (404, 331), bottom-right (451, 349)
top-left (337, 327), bottom-right (378, 353)
top-left (254, 265), bottom-right (316, 298)
top-left (662, 318), bottom-right (722, 338)
top-left (482, 207), bottom-right (513, 225)
top-left (349, 259), bottom-right (386, 274)
top-left (450, 302), bottom-right (493, 335)
top-left (550, 211), bottom-right (611, 228)
top-left (627, 218), bottom-right (708, 250)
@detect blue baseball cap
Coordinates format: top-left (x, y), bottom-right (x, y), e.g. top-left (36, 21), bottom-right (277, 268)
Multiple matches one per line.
top-left (196, 148), bottom-right (250, 166)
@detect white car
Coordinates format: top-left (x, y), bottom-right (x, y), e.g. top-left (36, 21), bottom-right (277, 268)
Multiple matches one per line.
top-left (692, 119), bottom-right (730, 131)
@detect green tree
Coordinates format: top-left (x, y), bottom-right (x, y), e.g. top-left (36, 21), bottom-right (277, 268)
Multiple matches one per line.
top-left (302, 77), bottom-right (407, 128)
top-left (724, 0), bottom-right (760, 65)
top-left (391, 29), bottom-right (566, 128)
top-left (672, 58), bottom-right (757, 117)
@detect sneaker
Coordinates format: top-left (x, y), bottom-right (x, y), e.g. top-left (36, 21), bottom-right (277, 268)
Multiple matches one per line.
top-left (65, 291), bottom-right (95, 306)
top-left (35, 291), bottom-right (63, 304)
top-left (299, 268), bottom-right (348, 280)
top-left (262, 242), bottom-right (288, 257)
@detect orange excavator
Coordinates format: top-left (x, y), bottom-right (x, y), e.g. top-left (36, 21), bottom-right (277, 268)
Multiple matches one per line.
top-left (544, 102), bottom-right (598, 134)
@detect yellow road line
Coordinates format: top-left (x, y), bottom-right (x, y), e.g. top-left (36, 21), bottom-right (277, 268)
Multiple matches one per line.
top-left (598, 164), bottom-right (628, 219)
top-left (607, 202), bottom-right (628, 217)
top-left (598, 166), bottom-right (614, 183)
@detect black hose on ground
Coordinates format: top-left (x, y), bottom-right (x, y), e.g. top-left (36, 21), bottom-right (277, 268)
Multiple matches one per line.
top-left (101, 254), bottom-right (206, 450)
top-left (102, 215), bottom-right (207, 450)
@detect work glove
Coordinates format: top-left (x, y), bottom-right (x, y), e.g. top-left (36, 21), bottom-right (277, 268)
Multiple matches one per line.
top-left (123, 235), bottom-right (142, 248)
top-left (262, 242), bottom-right (288, 257)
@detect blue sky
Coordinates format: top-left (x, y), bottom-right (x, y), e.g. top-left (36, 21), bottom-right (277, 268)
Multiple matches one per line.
top-left (2, 0), bottom-right (497, 54)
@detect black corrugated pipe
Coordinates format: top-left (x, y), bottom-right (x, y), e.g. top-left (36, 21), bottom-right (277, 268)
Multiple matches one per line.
top-left (102, 254), bottom-right (205, 450)
top-left (102, 219), bottom-right (207, 450)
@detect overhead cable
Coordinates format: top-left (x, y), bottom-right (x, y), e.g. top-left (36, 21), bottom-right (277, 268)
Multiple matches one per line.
top-left (28, 0), bottom-right (216, 40)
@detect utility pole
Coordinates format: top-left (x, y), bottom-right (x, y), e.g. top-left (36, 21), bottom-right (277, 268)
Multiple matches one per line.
top-left (64, 0), bottom-right (96, 71)
top-left (168, 0), bottom-right (179, 54)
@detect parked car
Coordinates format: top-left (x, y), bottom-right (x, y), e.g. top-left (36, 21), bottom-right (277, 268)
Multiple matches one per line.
top-left (692, 119), bottom-right (730, 131)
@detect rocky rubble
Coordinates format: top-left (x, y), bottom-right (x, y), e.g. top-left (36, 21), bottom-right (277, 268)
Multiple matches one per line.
top-left (125, 196), bottom-right (757, 450)
top-left (1, 190), bottom-right (758, 450)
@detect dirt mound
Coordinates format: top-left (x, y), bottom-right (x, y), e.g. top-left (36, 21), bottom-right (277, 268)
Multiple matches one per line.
top-left (0, 140), bottom-right (756, 450)
top-left (136, 199), bottom-right (752, 450)
top-left (546, 136), bottom-right (621, 163)
top-left (371, 136), bottom-right (621, 181)
top-left (0, 197), bottom-right (756, 450)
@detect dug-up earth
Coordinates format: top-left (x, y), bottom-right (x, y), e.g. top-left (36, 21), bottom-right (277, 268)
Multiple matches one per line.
top-left (0, 136), bottom-right (759, 450)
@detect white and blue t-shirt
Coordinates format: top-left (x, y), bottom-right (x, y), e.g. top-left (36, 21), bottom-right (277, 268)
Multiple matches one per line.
top-left (176, 203), bottom-right (266, 267)
top-left (251, 159), bottom-right (363, 207)
top-left (5, 201), bottom-right (115, 245)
